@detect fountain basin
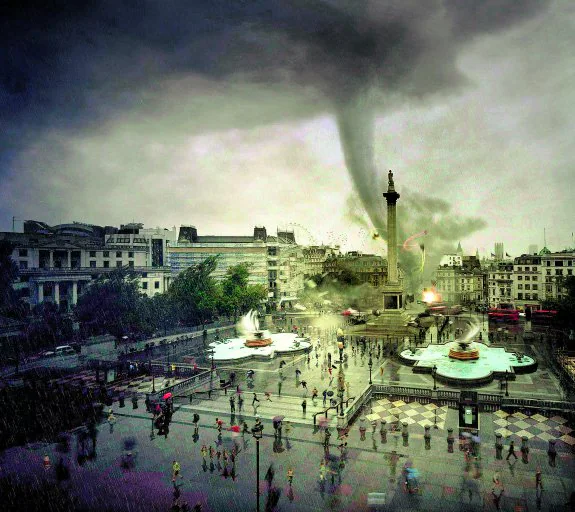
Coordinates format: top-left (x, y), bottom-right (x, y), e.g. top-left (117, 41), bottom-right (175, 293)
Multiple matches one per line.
top-left (399, 341), bottom-right (537, 385)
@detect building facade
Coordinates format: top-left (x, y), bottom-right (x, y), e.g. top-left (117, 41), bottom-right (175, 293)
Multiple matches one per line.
top-left (512, 254), bottom-right (542, 312)
top-left (487, 262), bottom-right (514, 307)
top-left (540, 250), bottom-right (574, 302)
top-left (434, 254), bottom-right (486, 305)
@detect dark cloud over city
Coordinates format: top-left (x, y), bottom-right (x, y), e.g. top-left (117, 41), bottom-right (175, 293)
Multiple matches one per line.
top-left (1, 0), bottom-right (574, 263)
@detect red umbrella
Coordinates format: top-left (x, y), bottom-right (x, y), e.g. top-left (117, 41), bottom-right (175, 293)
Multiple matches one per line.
top-left (162, 392), bottom-right (172, 400)
top-left (229, 425), bottom-right (241, 433)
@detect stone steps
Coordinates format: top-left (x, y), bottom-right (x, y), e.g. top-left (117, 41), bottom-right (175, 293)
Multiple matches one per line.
top-left (178, 393), bottom-right (337, 426)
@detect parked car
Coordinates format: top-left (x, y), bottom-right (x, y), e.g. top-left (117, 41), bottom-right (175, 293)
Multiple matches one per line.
top-left (42, 351), bottom-right (55, 358)
top-left (55, 345), bottom-right (76, 356)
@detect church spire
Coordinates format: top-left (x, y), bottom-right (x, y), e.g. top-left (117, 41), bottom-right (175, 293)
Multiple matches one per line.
top-left (456, 241), bottom-right (463, 256)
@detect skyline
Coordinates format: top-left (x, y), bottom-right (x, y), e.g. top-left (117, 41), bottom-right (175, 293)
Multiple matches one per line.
top-left (2, 0), bottom-right (574, 267)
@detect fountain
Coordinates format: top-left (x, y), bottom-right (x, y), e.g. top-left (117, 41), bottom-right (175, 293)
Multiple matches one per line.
top-left (448, 339), bottom-right (480, 360)
top-left (240, 310), bottom-right (273, 347)
top-left (208, 310), bottom-right (311, 363)
top-left (398, 317), bottom-right (537, 385)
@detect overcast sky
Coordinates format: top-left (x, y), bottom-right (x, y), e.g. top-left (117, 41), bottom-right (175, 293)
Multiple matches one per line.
top-left (1, 0), bottom-right (574, 267)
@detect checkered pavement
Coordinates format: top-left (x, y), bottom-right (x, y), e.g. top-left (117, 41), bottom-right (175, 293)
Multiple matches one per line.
top-left (493, 409), bottom-right (575, 446)
top-left (365, 398), bottom-right (448, 430)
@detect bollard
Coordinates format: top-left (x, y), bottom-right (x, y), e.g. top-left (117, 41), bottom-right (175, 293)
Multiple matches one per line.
top-left (119, 395), bottom-right (125, 408)
top-left (425, 425), bottom-right (431, 450)
top-left (495, 433), bottom-right (503, 448)
top-left (132, 396), bottom-right (138, 409)
top-left (548, 439), bottom-right (557, 455)
top-left (402, 422), bottom-right (408, 437)
top-left (447, 428), bottom-right (454, 453)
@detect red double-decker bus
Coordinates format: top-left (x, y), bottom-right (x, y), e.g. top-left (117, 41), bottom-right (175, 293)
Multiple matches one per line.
top-left (531, 309), bottom-right (557, 325)
top-left (488, 303), bottom-right (519, 322)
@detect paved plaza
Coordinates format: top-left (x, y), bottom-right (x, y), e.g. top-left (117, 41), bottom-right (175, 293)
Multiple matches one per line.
top-left (2, 313), bottom-right (574, 511)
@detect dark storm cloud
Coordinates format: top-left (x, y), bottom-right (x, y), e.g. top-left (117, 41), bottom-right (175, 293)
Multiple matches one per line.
top-left (1, 0), bottom-right (550, 240)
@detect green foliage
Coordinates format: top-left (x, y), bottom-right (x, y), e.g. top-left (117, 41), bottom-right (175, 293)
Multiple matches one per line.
top-left (168, 255), bottom-right (220, 325)
top-left (0, 240), bottom-right (27, 319)
top-left (218, 263), bottom-right (267, 320)
top-left (74, 268), bottom-right (144, 339)
top-left (542, 275), bottom-right (575, 330)
top-left (26, 302), bottom-right (74, 349)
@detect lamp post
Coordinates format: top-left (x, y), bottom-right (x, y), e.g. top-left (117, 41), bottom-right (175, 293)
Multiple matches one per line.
top-left (338, 361), bottom-right (345, 417)
top-left (504, 369), bottom-right (509, 397)
top-left (251, 423), bottom-right (264, 512)
top-left (432, 364), bottom-right (437, 391)
top-left (368, 354), bottom-right (373, 385)
top-left (209, 349), bottom-right (215, 392)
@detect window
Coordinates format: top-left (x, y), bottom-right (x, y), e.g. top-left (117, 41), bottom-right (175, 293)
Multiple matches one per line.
top-left (517, 267), bottom-right (522, 272)
top-left (517, 276), bottom-right (522, 280)
top-left (517, 284), bottom-right (523, 290)
top-left (103, 261), bottom-right (109, 268)
top-left (154, 281), bottom-right (160, 289)
top-left (525, 284), bottom-right (530, 290)
top-left (532, 284), bottom-right (538, 290)
top-left (546, 269), bottom-right (551, 275)
top-left (128, 261), bottom-right (134, 268)
top-left (90, 260), bottom-right (97, 268)
top-left (546, 261), bottom-right (550, 266)
top-left (89, 251), bottom-right (96, 257)
top-left (525, 293), bottom-right (531, 300)
top-left (116, 251), bottom-right (122, 258)
top-left (568, 269), bottom-right (573, 276)
top-left (518, 293), bottom-right (523, 300)
top-left (556, 269), bottom-right (563, 276)
top-left (19, 249), bottom-right (28, 257)
top-left (19, 260), bottom-right (28, 269)
top-left (142, 282), bottom-right (148, 290)
top-left (533, 293), bottom-right (538, 300)
top-left (525, 276), bottom-right (530, 281)
top-left (532, 276), bottom-right (537, 281)
top-left (103, 251), bottom-right (109, 258)
top-left (555, 260), bottom-right (563, 266)
top-left (128, 251), bottom-right (134, 258)
top-left (116, 261), bottom-right (123, 268)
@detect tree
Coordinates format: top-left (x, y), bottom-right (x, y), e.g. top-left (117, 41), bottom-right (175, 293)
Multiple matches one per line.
top-left (0, 241), bottom-right (26, 319)
top-left (168, 256), bottom-right (220, 326)
top-left (219, 263), bottom-right (267, 321)
top-left (26, 302), bottom-right (74, 351)
top-left (74, 268), bottom-right (144, 340)
top-left (542, 275), bottom-right (575, 332)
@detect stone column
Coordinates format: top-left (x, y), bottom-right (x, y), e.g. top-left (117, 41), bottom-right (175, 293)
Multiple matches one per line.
top-left (37, 282), bottom-right (44, 303)
top-left (67, 250), bottom-right (71, 268)
top-left (72, 281), bottom-right (78, 305)
top-left (383, 170), bottom-right (400, 285)
top-left (49, 251), bottom-right (54, 268)
top-left (54, 282), bottom-right (60, 305)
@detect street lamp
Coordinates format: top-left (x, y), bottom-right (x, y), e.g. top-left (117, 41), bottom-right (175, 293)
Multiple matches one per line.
top-left (338, 362), bottom-right (345, 417)
top-left (504, 369), bottom-right (509, 397)
top-left (251, 423), bottom-right (264, 512)
top-left (432, 364), bottom-right (437, 391)
top-left (368, 354), bottom-right (373, 385)
top-left (208, 349), bottom-right (215, 392)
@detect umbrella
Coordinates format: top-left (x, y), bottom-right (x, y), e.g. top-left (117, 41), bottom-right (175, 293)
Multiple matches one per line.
top-left (326, 391), bottom-right (334, 397)
top-left (472, 435), bottom-right (481, 444)
top-left (461, 432), bottom-right (472, 438)
top-left (273, 415), bottom-right (285, 423)
top-left (229, 425), bottom-right (241, 433)
top-left (162, 392), bottom-right (172, 400)
top-left (318, 417), bottom-right (330, 428)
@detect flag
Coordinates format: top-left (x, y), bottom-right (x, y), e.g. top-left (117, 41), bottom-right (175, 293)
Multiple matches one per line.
top-left (491, 253), bottom-right (496, 257)
top-left (505, 252), bottom-right (511, 257)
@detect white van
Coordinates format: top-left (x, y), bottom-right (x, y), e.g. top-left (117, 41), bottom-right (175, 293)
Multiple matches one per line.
top-left (55, 345), bottom-right (76, 356)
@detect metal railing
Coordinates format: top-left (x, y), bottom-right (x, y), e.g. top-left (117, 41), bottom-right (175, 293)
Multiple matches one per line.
top-left (148, 369), bottom-right (214, 402)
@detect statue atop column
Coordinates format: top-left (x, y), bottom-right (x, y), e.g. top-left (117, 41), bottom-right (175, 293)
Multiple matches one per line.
top-left (388, 170), bottom-right (395, 191)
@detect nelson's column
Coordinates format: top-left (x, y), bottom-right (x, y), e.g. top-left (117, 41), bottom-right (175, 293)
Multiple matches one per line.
top-left (347, 170), bottom-right (412, 340)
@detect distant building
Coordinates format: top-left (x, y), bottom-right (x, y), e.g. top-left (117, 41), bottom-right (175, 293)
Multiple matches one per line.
top-left (167, 226), bottom-right (305, 310)
top-left (540, 250), bottom-right (575, 302)
top-left (487, 262), bottom-right (514, 307)
top-left (323, 252), bottom-right (389, 288)
top-left (1, 230), bottom-right (171, 310)
top-left (434, 253), bottom-right (486, 305)
top-left (494, 243), bottom-right (504, 261)
top-left (512, 254), bottom-right (542, 312)
top-left (438, 254), bottom-right (463, 267)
